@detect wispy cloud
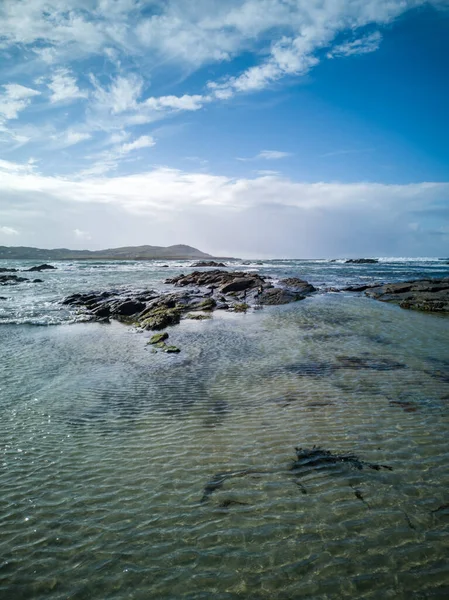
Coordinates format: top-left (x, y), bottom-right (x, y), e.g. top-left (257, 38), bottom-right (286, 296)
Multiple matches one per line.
top-left (237, 150), bottom-right (292, 161)
top-left (327, 32), bottom-right (382, 59)
top-left (0, 84), bottom-right (40, 120)
top-left (0, 225), bottom-right (19, 236)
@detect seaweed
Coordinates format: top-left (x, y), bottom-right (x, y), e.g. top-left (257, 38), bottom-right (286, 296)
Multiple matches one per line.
top-left (291, 446), bottom-right (393, 474)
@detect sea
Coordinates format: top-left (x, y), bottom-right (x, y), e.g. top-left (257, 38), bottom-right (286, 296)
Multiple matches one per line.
top-left (1, 258), bottom-right (449, 599)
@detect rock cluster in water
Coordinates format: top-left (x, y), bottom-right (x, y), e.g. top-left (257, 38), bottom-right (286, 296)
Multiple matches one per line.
top-left (61, 269), bottom-right (317, 328)
top-left (345, 258), bottom-right (379, 264)
top-left (0, 274), bottom-right (43, 285)
top-left (364, 278), bottom-right (449, 312)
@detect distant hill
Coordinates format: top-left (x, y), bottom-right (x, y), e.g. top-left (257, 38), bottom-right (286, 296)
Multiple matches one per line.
top-left (0, 244), bottom-right (214, 260)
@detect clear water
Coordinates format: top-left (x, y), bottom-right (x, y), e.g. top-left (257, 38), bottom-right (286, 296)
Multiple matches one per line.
top-left (1, 259), bottom-right (449, 599)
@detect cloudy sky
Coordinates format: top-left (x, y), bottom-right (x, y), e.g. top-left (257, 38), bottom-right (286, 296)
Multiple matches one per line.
top-left (0, 0), bottom-right (448, 257)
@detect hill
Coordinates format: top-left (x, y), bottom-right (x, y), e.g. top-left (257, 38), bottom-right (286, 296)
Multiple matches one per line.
top-left (0, 244), bottom-right (213, 260)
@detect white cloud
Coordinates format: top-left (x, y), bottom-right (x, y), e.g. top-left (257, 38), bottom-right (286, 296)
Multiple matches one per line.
top-left (91, 73), bottom-right (144, 114)
top-left (0, 226), bottom-right (19, 235)
top-left (237, 150), bottom-right (292, 161)
top-left (51, 129), bottom-right (92, 148)
top-left (0, 84), bottom-right (40, 120)
top-left (74, 228), bottom-right (91, 240)
top-left (257, 150), bottom-right (292, 160)
top-left (327, 32), bottom-right (382, 58)
top-left (48, 69), bottom-right (87, 103)
top-left (0, 159), bottom-right (447, 256)
top-left (119, 135), bottom-right (155, 154)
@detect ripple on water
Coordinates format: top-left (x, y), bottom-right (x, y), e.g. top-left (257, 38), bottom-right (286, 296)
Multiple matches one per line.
top-left (0, 294), bottom-right (449, 598)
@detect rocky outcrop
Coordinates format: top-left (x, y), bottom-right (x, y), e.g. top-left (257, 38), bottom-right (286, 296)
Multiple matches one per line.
top-left (345, 258), bottom-right (378, 264)
top-left (26, 264), bottom-right (56, 272)
top-left (365, 278), bottom-right (449, 312)
top-left (61, 270), bottom-right (318, 332)
top-left (165, 269), bottom-right (266, 290)
top-left (0, 267), bottom-right (18, 273)
top-left (191, 260), bottom-right (226, 267)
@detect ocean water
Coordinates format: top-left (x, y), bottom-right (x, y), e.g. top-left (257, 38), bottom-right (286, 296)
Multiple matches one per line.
top-left (1, 258), bottom-right (449, 599)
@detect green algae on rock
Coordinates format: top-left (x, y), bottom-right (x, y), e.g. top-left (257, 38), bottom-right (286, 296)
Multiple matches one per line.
top-left (148, 332), bottom-right (169, 344)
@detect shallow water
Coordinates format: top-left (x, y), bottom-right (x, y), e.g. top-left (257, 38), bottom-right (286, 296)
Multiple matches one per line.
top-left (1, 260), bottom-right (449, 599)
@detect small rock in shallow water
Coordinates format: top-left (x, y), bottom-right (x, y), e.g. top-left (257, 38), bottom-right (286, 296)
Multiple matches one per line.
top-left (149, 332), bottom-right (169, 344)
top-left (164, 345), bottom-right (180, 353)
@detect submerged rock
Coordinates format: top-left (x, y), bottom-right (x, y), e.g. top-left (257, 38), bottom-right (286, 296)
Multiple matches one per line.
top-left (365, 278), bottom-right (449, 313)
top-left (291, 446), bottom-right (392, 473)
top-left (345, 258), bottom-right (378, 264)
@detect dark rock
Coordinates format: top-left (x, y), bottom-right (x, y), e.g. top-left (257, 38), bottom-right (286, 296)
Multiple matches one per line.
top-left (342, 283), bottom-right (382, 292)
top-left (345, 258), bottom-right (378, 264)
top-left (278, 278), bottom-right (316, 294)
top-left (164, 345), bottom-right (181, 353)
top-left (165, 270), bottom-right (265, 291)
top-left (220, 277), bottom-right (257, 293)
top-left (33, 279), bottom-right (43, 283)
top-left (0, 267), bottom-right (18, 272)
top-left (365, 278), bottom-right (449, 313)
top-left (110, 300), bottom-right (145, 316)
top-left (0, 296), bottom-right (7, 300)
top-left (91, 305), bottom-right (111, 318)
top-left (191, 260), bottom-right (226, 267)
top-left (185, 313), bottom-right (211, 320)
top-left (0, 274), bottom-right (29, 285)
top-left (258, 288), bottom-right (305, 305)
top-left (26, 264), bottom-right (56, 272)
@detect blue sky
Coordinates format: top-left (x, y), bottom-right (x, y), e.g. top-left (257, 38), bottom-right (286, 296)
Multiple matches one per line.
top-left (0, 0), bottom-right (448, 257)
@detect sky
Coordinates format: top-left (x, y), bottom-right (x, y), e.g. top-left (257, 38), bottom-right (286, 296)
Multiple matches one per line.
top-left (0, 0), bottom-right (448, 258)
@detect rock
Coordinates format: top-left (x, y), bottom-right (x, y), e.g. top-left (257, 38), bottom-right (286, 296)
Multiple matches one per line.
top-left (0, 296), bottom-right (7, 300)
top-left (110, 300), bottom-right (145, 316)
top-left (33, 279), bottom-right (43, 283)
top-left (191, 260), bottom-right (227, 267)
top-left (0, 267), bottom-right (18, 272)
top-left (185, 313), bottom-right (211, 320)
top-left (149, 332), bottom-right (169, 344)
top-left (0, 274), bottom-right (29, 285)
top-left (278, 278), bottom-right (316, 294)
top-left (164, 346), bottom-right (180, 353)
top-left (345, 258), bottom-right (378, 264)
top-left (140, 306), bottom-right (182, 330)
top-left (26, 264), bottom-right (56, 272)
top-left (233, 302), bottom-right (250, 312)
top-left (258, 288), bottom-right (305, 305)
top-left (342, 283), bottom-right (383, 292)
top-left (165, 270), bottom-right (265, 291)
top-left (91, 305), bottom-right (111, 318)
top-left (365, 278), bottom-right (449, 313)
top-left (220, 277), bottom-right (258, 293)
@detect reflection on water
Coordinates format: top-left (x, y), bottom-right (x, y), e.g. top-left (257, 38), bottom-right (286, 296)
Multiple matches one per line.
top-left (1, 294), bottom-right (449, 599)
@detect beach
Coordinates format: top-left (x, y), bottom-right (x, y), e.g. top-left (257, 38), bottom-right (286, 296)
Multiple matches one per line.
top-left (1, 258), bottom-right (449, 599)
